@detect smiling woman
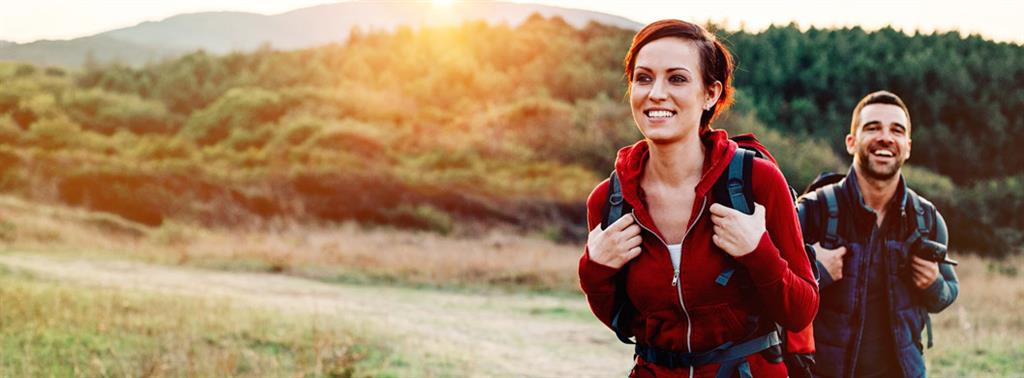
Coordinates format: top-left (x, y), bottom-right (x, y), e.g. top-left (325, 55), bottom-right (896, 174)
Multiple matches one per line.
top-left (578, 19), bottom-right (818, 378)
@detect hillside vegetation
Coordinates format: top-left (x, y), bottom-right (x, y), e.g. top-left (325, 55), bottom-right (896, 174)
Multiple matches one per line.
top-left (0, 15), bottom-right (1020, 254)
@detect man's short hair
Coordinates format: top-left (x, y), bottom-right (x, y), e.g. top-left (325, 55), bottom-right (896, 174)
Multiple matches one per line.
top-left (850, 90), bottom-right (911, 136)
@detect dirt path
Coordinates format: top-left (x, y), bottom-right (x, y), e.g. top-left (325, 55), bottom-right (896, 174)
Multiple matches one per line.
top-left (0, 253), bottom-right (633, 377)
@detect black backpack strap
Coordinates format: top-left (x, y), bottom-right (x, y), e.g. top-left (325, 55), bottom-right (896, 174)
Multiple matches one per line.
top-left (603, 170), bottom-right (636, 344)
top-left (821, 185), bottom-right (841, 248)
top-left (603, 171), bottom-right (626, 229)
top-left (803, 172), bottom-right (846, 195)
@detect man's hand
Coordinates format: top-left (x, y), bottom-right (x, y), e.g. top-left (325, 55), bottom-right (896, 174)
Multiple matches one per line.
top-left (710, 203), bottom-right (767, 257)
top-left (587, 214), bottom-right (643, 269)
top-left (813, 242), bottom-right (848, 281)
top-left (910, 255), bottom-right (940, 289)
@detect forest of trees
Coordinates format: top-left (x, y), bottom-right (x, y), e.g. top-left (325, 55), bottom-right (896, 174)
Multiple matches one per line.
top-left (0, 15), bottom-right (1020, 255)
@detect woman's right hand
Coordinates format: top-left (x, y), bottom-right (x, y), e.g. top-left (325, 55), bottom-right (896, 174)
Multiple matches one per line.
top-left (587, 214), bottom-right (643, 269)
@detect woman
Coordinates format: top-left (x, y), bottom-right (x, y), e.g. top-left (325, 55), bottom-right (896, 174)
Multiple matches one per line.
top-left (579, 20), bottom-right (818, 377)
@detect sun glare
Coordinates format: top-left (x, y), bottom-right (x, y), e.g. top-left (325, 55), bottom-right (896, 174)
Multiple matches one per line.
top-left (432, 0), bottom-right (455, 8)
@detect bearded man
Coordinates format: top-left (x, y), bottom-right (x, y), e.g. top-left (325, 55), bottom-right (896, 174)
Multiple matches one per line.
top-left (797, 91), bottom-right (959, 378)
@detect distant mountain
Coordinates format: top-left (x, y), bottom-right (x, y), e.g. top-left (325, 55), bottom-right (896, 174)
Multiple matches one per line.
top-left (0, 35), bottom-right (184, 68)
top-left (0, 1), bottom-right (642, 67)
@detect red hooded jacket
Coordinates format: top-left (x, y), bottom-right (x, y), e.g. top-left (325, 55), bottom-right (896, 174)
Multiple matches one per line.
top-left (579, 130), bottom-right (819, 377)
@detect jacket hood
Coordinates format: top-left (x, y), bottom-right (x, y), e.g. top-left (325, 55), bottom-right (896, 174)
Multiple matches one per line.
top-left (613, 129), bottom-right (738, 233)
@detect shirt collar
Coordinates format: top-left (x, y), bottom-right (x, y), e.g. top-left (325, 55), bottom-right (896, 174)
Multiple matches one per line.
top-left (842, 166), bottom-right (909, 221)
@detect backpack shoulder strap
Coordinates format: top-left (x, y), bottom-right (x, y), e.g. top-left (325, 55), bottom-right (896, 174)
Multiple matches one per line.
top-left (820, 184), bottom-right (842, 248)
top-left (905, 188), bottom-right (942, 349)
top-left (603, 171), bottom-right (630, 229)
top-left (709, 148), bottom-right (755, 287)
top-left (602, 170), bottom-right (636, 345)
top-left (906, 188), bottom-right (933, 237)
top-left (722, 147), bottom-right (756, 215)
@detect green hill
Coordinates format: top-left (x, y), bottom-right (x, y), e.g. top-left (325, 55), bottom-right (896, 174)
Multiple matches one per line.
top-left (0, 16), bottom-right (1020, 255)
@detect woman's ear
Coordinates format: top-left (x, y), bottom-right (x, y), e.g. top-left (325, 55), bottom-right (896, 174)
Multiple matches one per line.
top-left (705, 81), bottom-right (723, 109)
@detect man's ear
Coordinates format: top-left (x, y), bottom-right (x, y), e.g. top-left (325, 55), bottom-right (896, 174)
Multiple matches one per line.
top-left (845, 133), bottom-right (856, 156)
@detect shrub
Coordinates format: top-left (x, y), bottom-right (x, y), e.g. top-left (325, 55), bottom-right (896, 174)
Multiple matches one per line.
top-left (181, 87), bottom-right (286, 146)
top-left (61, 89), bottom-right (176, 135)
top-left (0, 115), bottom-right (22, 146)
top-left (27, 117), bottom-right (82, 150)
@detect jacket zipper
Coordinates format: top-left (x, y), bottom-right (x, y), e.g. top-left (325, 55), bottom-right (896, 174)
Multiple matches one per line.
top-left (632, 196), bottom-right (707, 378)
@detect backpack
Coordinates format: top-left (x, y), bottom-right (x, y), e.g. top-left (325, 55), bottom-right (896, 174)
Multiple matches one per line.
top-left (800, 171), bottom-right (954, 350)
top-left (603, 134), bottom-right (816, 378)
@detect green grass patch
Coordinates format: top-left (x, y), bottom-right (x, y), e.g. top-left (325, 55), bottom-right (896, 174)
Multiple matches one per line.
top-left (0, 267), bottom-right (396, 377)
top-left (929, 342), bottom-right (1024, 377)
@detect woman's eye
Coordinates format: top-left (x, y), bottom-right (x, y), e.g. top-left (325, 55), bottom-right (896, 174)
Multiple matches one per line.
top-left (634, 74), bottom-right (652, 83)
top-left (670, 75), bottom-right (687, 83)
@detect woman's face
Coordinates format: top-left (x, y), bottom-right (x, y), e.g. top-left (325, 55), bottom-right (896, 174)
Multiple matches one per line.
top-left (630, 37), bottom-right (720, 144)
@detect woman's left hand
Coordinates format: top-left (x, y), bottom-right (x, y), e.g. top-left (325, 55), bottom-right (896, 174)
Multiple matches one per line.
top-left (710, 202), bottom-right (766, 257)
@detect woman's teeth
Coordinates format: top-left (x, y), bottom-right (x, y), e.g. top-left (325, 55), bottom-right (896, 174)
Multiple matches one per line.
top-left (647, 110), bottom-right (674, 118)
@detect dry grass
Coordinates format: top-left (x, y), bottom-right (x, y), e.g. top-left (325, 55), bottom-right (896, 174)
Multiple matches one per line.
top-left (927, 254), bottom-right (1024, 376)
top-left (176, 223), bottom-right (582, 292)
top-left (0, 266), bottom-right (393, 377)
top-left (3, 194), bottom-right (1022, 375)
top-left (0, 195), bottom-right (583, 293)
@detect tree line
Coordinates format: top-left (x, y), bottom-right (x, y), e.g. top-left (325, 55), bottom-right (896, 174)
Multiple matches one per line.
top-left (0, 15), bottom-right (1019, 254)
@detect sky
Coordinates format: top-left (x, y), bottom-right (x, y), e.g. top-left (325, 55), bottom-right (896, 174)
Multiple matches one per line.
top-left (1, 0), bottom-right (1022, 44)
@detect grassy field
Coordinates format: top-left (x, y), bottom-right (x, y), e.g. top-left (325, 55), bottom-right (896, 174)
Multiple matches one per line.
top-left (1, 195), bottom-right (1022, 376)
top-left (926, 255), bottom-right (1024, 376)
top-left (0, 265), bottom-right (409, 377)
top-left (0, 195), bottom-right (582, 294)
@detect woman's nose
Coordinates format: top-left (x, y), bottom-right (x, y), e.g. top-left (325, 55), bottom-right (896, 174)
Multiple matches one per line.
top-left (649, 79), bottom-right (668, 101)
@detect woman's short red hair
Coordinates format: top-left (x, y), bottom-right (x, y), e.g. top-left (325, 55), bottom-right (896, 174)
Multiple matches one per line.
top-left (624, 19), bottom-right (735, 131)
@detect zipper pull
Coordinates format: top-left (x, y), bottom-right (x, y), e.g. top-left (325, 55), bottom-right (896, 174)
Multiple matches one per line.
top-left (672, 269), bottom-right (680, 287)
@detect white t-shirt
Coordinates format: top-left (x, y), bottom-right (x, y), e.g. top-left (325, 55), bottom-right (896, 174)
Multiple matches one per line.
top-left (668, 243), bottom-right (682, 270)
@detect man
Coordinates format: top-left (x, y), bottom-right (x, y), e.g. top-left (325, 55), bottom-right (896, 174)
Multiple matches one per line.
top-left (797, 91), bottom-right (959, 378)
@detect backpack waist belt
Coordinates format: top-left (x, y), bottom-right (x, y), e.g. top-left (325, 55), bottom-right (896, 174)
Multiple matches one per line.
top-left (635, 331), bottom-right (780, 378)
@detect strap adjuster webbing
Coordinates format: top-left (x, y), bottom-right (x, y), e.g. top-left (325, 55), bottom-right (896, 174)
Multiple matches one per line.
top-left (635, 331), bottom-right (780, 378)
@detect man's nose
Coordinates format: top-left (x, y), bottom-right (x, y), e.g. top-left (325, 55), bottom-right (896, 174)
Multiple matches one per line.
top-left (877, 129), bottom-right (896, 143)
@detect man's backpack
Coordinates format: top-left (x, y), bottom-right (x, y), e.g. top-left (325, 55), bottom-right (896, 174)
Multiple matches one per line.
top-left (800, 171), bottom-right (952, 350)
top-left (603, 134), bottom-right (816, 378)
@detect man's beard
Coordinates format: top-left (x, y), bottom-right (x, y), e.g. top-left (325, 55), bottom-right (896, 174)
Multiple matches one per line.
top-left (855, 150), bottom-right (903, 181)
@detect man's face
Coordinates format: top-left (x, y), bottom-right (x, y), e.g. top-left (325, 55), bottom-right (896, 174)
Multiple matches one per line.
top-left (846, 103), bottom-right (912, 181)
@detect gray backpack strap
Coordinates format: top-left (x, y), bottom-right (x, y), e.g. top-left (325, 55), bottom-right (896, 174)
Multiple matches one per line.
top-left (725, 148), bottom-right (755, 215)
top-left (907, 189), bottom-right (931, 237)
top-left (821, 185), bottom-right (841, 247)
top-left (906, 188), bottom-right (937, 348)
top-left (714, 148), bottom-right (754, 287)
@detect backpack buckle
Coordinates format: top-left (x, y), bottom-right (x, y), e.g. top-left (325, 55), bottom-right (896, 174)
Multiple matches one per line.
top-left (609, 192), bottom-right (623, 206)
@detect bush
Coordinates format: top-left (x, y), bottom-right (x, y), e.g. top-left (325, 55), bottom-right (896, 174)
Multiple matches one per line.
top-left (0, 115), bottom-right (22, 146)
top-left (62, 89), bottom-right (176, 135)
top-left (27, 117), bottom-right (82, 150)
top-left (385, 204), bottom-right (454, 234)
top-left (957, 176), bottom-right (1024, 252)
top-left (125, 135), bottom-right (197, 161)
top-left (903, 165), bottom-right (956, 205)
top-left (181, 87), bottom-right (287, 146)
